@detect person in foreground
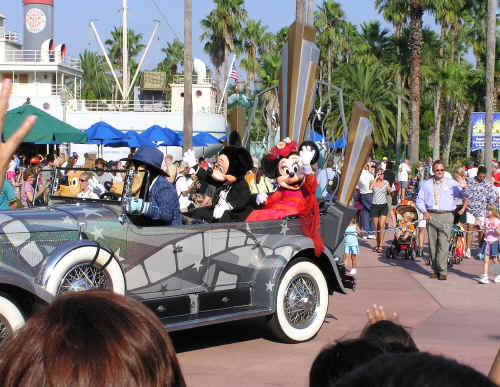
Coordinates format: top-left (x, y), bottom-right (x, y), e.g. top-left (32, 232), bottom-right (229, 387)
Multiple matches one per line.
top-left (332, 352), bottom-right (496, 387)
top-left (416, 160), bottom-right (464, 280)
top-left (0, 290), bottom-right (186, 387)
top-left (0, 79), bottom-right (36, 191)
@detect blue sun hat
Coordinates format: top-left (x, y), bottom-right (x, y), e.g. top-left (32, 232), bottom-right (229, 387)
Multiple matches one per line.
top-left (122, 145), bottom-right (168, 176)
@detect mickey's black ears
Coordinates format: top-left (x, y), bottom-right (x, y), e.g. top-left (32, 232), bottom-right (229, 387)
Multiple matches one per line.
top-left (261, 157), bottom-right (280, 179)
top-left (299, 141), bottom-right (320, 165)
top-left (228, 131), bottom-right (242, 147)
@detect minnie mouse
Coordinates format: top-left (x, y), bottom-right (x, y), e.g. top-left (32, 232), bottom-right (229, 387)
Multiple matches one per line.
top-left (246, 138), bottom-right (324, 256)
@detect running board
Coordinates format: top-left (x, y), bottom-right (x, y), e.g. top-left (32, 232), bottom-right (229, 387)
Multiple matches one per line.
top-left (161, 306), bottom-right (273, 332)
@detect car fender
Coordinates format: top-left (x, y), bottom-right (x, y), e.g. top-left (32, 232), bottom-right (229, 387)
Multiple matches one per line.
top-left (0, 265), bottom-right (53, 304)
top-left (35, 240), bottom-right (126, 295)
top-left (253, 244), bottom-right (347, 313)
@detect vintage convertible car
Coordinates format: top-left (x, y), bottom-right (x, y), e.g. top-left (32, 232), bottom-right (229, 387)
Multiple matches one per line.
top-left (0, 167), bottom-right (355, 344)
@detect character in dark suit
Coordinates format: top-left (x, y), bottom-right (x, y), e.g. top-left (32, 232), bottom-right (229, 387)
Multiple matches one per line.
top-left (183, 133), bottom-right (253, 223)
top-left (124, 146), bottom-right (182, 226)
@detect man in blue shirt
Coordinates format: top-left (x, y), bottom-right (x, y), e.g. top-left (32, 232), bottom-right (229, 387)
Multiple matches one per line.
top-left (416, 160), bottom-right (464, 280)
top-left (0, 181), bottom-right (17, 210)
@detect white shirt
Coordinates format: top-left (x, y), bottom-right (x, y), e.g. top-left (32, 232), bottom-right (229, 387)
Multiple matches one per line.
top-left (358, 169), bottom-right (374, 194)
top-left (77, 190), bottom-right (99, 199)
top-left (467, 167), bottom-right (478, 179)
top-left (398, 163), bottom-right (411, 182)
top-left (175, 175), bottom-right (192, 210)
top-left (380, 161), bottom-right (387, 171)
top-left (7, 160), bottom-right (16, 172)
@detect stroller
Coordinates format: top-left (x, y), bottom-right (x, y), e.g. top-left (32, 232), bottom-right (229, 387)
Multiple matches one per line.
top-left (386, 204), bottom-right (418, 260)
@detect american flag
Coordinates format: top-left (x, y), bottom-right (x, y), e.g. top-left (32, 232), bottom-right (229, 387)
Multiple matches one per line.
top-left (229, 68), bottom-right (239, 82)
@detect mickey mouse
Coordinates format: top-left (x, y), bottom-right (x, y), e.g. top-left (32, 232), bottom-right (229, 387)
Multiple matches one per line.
top-left (183, 132), bottom-right (254, 223)
top-left (246, 138), bottom-right (324, 255)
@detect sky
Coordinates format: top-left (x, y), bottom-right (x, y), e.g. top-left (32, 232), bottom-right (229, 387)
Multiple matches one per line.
top-left (1, 0), bottom-right (437, 72)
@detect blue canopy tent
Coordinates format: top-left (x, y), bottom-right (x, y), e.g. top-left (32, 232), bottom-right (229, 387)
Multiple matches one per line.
top-left (192, 132), bottom-right (221, 146)
top-left (141, 125), bottom-right (179, 145)
top-left (105, 131), bottom-right (154, 148)
top-left (85, 121), bottom-right (126, 157)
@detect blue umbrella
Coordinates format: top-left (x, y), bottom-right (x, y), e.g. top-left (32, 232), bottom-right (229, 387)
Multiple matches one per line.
top-left (141, 125), bottom-right (179, 145)
top-left (106, 131), bottom-right (154, 148)
top-left (329, 136), bottom-right (347, 149)
top-left (85, 121), bottom-right (126, 144)
top-left (193, 132), bottom-right (221, 147)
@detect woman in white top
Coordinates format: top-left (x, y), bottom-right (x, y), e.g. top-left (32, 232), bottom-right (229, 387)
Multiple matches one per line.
top-left (77, 172), bottom-right (99, 199)
top-left (370, 168), bottom-right (392, 252)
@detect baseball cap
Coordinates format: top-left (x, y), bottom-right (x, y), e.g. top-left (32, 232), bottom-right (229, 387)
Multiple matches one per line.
top-left (30, 156), bottom-right (41, 165)
top-left (72, 152), bottom-right (79, 159)
top-left (382, 157), bottom-right (388, 161)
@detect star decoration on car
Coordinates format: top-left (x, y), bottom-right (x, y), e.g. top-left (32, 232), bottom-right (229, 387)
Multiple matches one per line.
top-left (280, 220), bottom-right (289, 235)
top-left (89, 226), bottom-right (104, 240)
top-left (192, 259), bottom-right (203, 272)
top-left (81, 208), bottom-right (103, 218)
top-left (265, 281), bottom-right (274, 292)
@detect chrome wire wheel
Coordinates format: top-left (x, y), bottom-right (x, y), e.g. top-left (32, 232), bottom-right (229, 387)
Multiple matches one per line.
top-left (0, 315), bottom-right (10, 343)
top-left (283, 273), bottom-right (319, 330)
top-left (57, 262), bottom-right (110, 295)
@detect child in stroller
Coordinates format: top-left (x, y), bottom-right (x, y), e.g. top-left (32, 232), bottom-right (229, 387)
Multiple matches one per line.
top-left (386, 204), bottom-right (418, 260)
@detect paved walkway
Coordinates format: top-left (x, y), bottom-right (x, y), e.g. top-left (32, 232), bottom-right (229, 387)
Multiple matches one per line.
top-left (173, 236), bottom-right (500, 386)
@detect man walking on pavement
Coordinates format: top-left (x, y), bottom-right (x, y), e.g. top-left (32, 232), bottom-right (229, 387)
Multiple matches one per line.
top-left (416, 160), bottom-right (464, 280)
top-left (358, 163), bottom-right (376, 239)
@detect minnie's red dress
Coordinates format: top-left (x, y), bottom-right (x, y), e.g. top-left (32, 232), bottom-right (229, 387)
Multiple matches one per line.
top-left (246, 174), bottom-right (324, 256)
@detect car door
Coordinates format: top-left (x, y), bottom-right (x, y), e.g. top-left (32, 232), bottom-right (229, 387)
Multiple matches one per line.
top-left (124, 217), bottom-right (211, 300)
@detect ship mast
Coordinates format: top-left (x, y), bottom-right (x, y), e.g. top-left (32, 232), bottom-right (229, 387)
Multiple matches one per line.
top-left (122, 0), bottom-right (129, 102)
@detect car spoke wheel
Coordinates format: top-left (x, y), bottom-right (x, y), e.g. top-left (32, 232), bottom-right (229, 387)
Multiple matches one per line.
top-left (57, 263), bottom-right (110, 295)
top-left (284, 274), bottom-right (319, 329)
top-left (269, 259), bottom-right (329, 343)
top-left (0, 294), bottom-right (25, 346)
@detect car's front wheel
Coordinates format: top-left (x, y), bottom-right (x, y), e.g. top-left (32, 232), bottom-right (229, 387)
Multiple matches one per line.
top-left (0, 293), bottom-right (25, 345)
top-left (268, 259), bottom-right (329, 343)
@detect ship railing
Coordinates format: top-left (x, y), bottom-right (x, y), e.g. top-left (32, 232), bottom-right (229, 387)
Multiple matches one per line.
top-left (3, 49), bottom-right (81, 70)
top-left (67, 99), bottom-right (172, 112)
top-left (172, 74), bottom-right (213, 85)
top-left (0, 31), bottom-right (21, 43)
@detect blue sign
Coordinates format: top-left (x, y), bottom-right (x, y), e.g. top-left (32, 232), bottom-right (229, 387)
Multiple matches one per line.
top-left (471, 112), bottom-right (500, 151)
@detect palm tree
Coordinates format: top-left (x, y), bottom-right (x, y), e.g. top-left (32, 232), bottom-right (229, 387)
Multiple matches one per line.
top-left (79, 50), bottom-right (112, 100)
top-left (184, 0), bottom-right (193, 151)
top-left (204, 0), bottom-right (247, 120)
top-left (104, 27), bottom-right (145, 99)
top-left (201, 12), bottom-right (225, 103)
top-left (484, 0), bottom-right (496, 172)
top-left (375, 0), bottom-right (409, 164)
top-left (360, 21), bottom-right (391, 61)
top-left (338, 61), bottom-right (401, 146)
top-left (240, 19), bottom-right (268, 96)
top-left (314, 0), bottom-right (346, 86)
top-left (156, 39), bottom-right (184, 88)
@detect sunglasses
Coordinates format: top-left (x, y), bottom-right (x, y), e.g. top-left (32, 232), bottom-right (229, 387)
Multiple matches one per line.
top-left (434, 169), bottom-right (444, 172)
top-left (79, 179), bottom-right (87, 182)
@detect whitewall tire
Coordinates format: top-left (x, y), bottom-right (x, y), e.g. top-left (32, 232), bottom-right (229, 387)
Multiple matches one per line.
top-left (0, 293), bottom-right (25, 344)
top-left (46, 246), bottom-right (125, 296)
top-left (269, 259), bottom-right (329, 343)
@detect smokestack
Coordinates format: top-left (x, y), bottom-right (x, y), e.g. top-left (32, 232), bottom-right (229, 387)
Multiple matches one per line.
top-left (23, 0), bottom-right (54, 52)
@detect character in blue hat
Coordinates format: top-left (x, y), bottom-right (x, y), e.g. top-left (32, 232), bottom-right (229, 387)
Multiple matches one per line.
top-left (123, 146), bottom-right (181, 226)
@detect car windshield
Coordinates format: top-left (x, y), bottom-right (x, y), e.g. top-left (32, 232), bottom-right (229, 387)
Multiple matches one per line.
top-left (47, 167), bottom-right (130, 202)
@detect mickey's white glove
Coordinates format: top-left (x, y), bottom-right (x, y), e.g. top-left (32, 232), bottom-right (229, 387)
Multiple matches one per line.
top-left (299, 145), bottom-right (315, 174)
top-left (256, 192), bottom-right (268, 205)
top-left (183, 149), bottom-right (197, 168)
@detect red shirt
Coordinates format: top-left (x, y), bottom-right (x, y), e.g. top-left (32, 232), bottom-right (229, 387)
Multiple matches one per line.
top-left (493, 172), bottom-right (500, 187)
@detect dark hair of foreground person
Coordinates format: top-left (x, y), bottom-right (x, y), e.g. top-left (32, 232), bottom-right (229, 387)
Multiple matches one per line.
top-left (360, 320), bottom-right (418, 352)
top-left (333, 352), bottom-right (496, 387)
top-left (0, 290), bottom-right (186, 387)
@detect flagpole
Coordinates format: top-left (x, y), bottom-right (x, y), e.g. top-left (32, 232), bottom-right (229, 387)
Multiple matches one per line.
top-left (218, 55), bottom-right (236, 114)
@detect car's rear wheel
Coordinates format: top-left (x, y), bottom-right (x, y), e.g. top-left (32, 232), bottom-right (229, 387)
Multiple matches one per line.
top-left (45, 245), bottom-right (125, 296)
top-left (268, 259), bottom-right (329, 343)
top-left (0, 293), bottom-right (25, 345)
